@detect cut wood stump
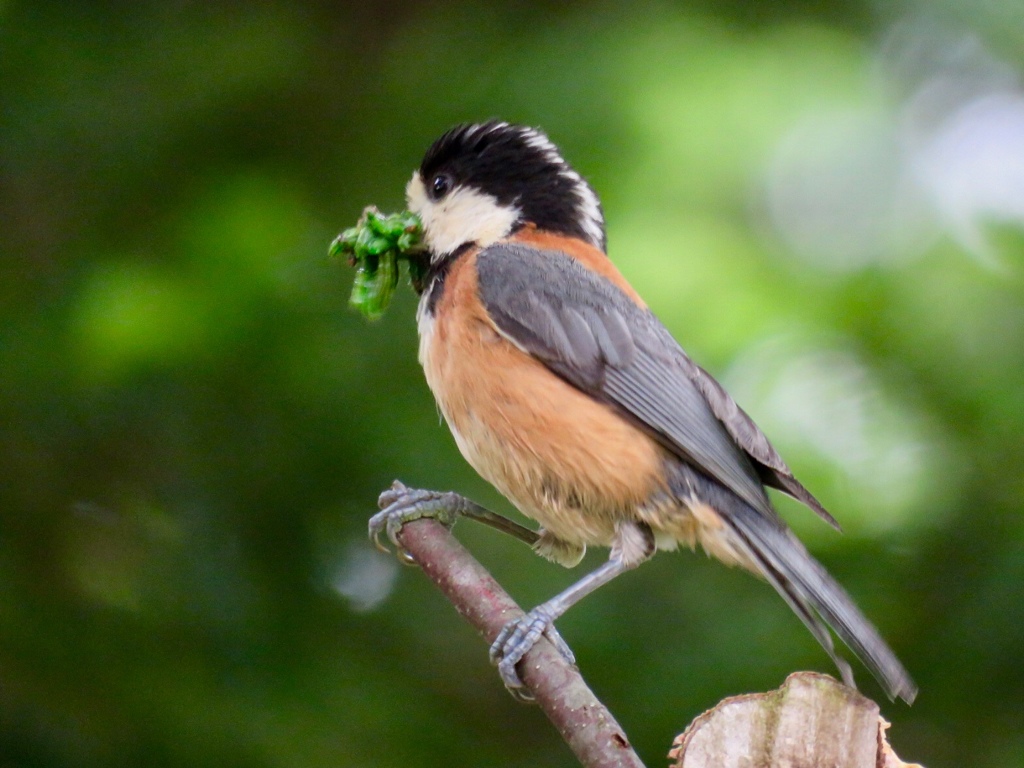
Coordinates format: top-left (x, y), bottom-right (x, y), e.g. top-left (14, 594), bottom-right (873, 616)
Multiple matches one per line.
top-left (669, 672), bottom-right (922, 768)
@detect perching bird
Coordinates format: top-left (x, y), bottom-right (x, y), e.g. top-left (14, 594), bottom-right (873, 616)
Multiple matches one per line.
top-left (370, 120), bottom-right (917, 704)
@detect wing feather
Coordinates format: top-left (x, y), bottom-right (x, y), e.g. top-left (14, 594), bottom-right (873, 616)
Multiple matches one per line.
top-left (476, 242), bottom-right (837, 528)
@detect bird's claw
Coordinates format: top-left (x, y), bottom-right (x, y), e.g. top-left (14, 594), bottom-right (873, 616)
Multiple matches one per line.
top-left (489, 607), bottom-right (576, 702)
top-left (370, 483), bottom-right (578, 701)
top-left (368, 480), bottom-right (463, 564)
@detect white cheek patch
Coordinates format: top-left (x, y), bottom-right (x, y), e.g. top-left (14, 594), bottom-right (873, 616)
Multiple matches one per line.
top-left (407, 172), bottom-right (520, 259)
top-left (406, 172), bottom-right (428, 217)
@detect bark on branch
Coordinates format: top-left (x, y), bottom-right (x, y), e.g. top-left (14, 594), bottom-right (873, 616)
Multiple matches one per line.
top-left (395, 517), bottom-right (645, 768)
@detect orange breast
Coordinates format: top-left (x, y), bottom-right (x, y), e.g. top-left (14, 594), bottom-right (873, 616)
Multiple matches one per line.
top-left (418, 247), bottom-right (669, 549)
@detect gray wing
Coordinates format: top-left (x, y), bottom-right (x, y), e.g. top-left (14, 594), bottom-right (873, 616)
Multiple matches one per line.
top-left (686, 364), bottom-right (840, 528)
top-left (476, 243), bottom-right (839, 530)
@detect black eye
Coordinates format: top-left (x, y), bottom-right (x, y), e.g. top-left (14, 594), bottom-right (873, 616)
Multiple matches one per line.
top-left (430, 173), bottom-right (452, 200)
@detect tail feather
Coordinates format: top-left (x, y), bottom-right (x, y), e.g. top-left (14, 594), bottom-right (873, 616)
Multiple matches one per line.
top-left (724, 503), bottom-right (918, 704)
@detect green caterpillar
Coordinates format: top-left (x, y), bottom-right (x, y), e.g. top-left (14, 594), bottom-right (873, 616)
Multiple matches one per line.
top-left (329, 207), bottom-right (426, 319)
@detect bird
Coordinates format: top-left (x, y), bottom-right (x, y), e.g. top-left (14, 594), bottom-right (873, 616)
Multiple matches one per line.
top-left (369, 120), bottom-right (917, 705)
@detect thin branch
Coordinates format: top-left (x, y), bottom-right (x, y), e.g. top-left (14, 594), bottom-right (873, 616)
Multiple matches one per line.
top-left (395, 517), bottom-right (646, 768)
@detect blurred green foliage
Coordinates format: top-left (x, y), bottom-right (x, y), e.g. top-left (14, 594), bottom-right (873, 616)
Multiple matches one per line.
top-left (2, 2), bottom-right (1023, 767)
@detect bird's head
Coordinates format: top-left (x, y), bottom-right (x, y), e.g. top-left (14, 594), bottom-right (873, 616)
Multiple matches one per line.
top-left (406, 121), bottom-right (605, 261)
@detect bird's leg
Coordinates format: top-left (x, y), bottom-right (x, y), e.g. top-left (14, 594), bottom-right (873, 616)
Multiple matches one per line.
top-left (371, 480), bottom-right (574, 693)
top-left (370, 480), bottom-right (540, 564)
top-left (490, 520), bottom-right (655, 700)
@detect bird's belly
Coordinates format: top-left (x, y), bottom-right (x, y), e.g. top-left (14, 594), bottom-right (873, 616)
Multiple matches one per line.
top-left (418, 299), bottom-right (670, 549)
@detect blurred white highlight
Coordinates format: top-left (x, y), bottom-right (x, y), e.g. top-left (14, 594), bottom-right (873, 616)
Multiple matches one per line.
top-left (766, 18), bottom-right (1024, 270)
top-left (330, 539), bottom-right (399, 612)
top-left (910, 91), bottom-right (1024, 265)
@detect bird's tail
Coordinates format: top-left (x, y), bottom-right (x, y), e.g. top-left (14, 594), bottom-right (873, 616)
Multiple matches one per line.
top-left (723, 502), bottom-right (918, 704)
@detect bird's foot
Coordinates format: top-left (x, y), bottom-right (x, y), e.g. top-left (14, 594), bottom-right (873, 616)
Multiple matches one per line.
top-left (489, 605), bottom-right (576, 702)
top-left (369, 480), bottom-right (468, 564)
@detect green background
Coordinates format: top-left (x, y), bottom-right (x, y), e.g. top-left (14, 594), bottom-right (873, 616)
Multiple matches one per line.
top-left (2, 2), bottom-right (1023, 766)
